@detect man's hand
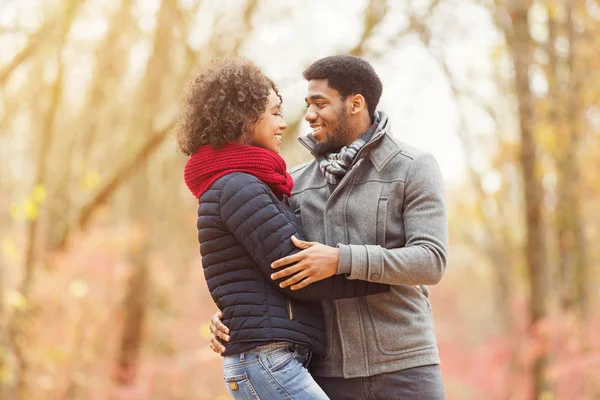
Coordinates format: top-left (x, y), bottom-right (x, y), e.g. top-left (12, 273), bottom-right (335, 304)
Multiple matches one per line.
top-left (208, 311), bottom-right (229, 354)
top-left (270, 236), bottom-right (339, 290)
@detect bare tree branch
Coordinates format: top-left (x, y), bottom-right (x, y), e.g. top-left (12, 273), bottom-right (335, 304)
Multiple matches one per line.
top-left (55, 0), bottom-right (261, 251)
top-left (349, 0), bottom-right (388, 55)
top-left (232, 0), bottom-right (258, 54)
top-left (54, 121), bottom-right (174, 250)
top-left (0, 19), bottom-right (56, 85)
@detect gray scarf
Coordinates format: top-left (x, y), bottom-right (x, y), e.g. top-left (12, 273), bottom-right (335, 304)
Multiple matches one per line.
top-left (317, 118), bottom-right (379, 185)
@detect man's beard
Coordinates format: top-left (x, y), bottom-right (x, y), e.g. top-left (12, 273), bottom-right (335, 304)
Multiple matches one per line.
top-left (313, 106), bottom-right (352, 155)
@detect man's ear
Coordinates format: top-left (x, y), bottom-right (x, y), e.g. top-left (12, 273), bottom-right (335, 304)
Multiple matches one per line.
top-left (350, 94), bottom-right (366, 115)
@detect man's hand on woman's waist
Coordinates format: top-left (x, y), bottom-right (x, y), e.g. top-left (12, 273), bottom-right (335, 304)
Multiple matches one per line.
top-left (270, 236), bottom-right (339, 290)
top-left (208, 311), bottom-right (229, 354)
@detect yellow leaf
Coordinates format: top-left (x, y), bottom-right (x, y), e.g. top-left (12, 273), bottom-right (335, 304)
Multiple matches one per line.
top-left (23, 199), bottom-right (38, 221)
top-left (5, 290), bottom-right (28, 310)
top-left (82, 171), bottom-right (101, 191)
top-left (32, 184), bottom-right (47, 204)
top-left (9, 203), bottom-right (20, 220)
top-left (199, 323), bottom-right (211, 340)
top-left (0, 353), bottom-right (14, 383)
top-left (540, 391), bottom-right (554, 400)
top-left (69, 280), bottom-right (88, 298)
top-left (490, 45), bottom-right (505, 62)
top-left (1, 238), bottom-right (18, 260)
top-left (47, 346), bottom-right (68, 363)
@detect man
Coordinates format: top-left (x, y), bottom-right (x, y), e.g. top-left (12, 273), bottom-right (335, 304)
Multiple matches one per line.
top-left (210, 55), bottom-right (448, 399)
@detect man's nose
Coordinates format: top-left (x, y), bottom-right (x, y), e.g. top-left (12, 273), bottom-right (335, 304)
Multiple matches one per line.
top-left (305, 108), bottom-right (317, 122)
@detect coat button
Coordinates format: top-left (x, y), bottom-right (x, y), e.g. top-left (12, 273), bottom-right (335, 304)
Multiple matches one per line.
top-left (371, 273), bottom-right (381, 280)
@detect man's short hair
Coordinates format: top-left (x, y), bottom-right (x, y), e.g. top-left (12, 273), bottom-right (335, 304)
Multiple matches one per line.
top-left (303, 55), bottom-right (383, 119)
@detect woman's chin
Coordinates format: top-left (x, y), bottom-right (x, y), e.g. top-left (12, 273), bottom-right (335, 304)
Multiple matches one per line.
top-left (271, 143), bottom-right (282, 154)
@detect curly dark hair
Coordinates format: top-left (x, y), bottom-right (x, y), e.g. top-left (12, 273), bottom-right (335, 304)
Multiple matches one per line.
top-left (175, 58), bottom-right (281, 155)
top-left (303, 55), bottom-right (382, 119)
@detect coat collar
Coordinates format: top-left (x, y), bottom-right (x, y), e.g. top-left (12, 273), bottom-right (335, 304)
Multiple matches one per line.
top-left (298, 111), bottom-right (402, 173)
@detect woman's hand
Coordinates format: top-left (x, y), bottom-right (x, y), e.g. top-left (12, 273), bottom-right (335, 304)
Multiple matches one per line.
top-left (270, 236), bottom-right (339, 290)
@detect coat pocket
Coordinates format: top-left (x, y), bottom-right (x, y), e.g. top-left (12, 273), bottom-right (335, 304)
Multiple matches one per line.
top-left (364, 287), bottom-right (437, 355)
top-left (292, 206), bottom-right (303, 226)
top-left (414, 285), bottom-right (432, 310)
top-left (376, 196), bottom-right (388, 246)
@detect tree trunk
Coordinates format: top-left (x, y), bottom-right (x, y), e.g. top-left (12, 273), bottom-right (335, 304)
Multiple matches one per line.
top-left (115, 168), bottom-right (150, 385)
top-left (9, 2), bottom-right (82, 397)
top-left (503, 2), bottom-right (550, 398)
top-left (563, 3), bottom-right (591, 397)
top-left (550, 1), bottom-right (587, 319)
top-left (0, 256), bottom-right (10, 400)
top-left (564, 2), bottom-right (587, 321)
top-left (545, 2), bottom-right (569, 312)
top-left (113, 0), bottom-right (173, 385)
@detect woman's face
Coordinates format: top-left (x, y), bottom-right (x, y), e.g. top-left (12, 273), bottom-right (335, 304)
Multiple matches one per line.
top-left (249, 89), bottom-right (287, 154)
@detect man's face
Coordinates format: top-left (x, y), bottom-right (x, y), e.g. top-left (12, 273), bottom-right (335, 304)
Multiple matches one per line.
top-left (304, 79), bottom-right (352, 154)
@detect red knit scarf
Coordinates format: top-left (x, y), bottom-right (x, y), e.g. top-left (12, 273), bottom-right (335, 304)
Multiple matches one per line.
top-left (184, 143), bottom-right (294, 200)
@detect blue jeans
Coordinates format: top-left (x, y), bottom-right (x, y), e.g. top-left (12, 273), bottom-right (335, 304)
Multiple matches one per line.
top-left (222, 342), bottom-right (329, 399)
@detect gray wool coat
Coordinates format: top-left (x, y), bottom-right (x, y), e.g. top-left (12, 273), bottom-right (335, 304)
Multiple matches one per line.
top-left (288, 111), bottom-right (448, 378)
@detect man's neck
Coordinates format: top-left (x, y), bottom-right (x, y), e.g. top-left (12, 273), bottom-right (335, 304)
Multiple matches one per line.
top-left (345, 114), bottom-right (373, 146)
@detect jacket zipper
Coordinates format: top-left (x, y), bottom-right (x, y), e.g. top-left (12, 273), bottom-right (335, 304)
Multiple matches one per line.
top-left (287, 298), bottom-right (294, 320)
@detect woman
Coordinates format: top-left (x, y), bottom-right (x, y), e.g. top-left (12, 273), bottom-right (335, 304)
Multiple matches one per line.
top-left (176, 58), bottom-right (388, 399)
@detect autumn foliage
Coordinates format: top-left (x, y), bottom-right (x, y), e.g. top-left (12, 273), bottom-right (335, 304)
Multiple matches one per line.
top-left (1, 0), bottom-right (599, 399)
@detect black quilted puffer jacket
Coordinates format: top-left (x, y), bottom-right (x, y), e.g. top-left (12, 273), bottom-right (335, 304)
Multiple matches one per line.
top-left (197, 172), bottom-right (389, 356)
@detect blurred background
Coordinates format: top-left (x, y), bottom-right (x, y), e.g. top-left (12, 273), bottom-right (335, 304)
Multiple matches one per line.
top-left (0, 0), bottom-right (599, 399)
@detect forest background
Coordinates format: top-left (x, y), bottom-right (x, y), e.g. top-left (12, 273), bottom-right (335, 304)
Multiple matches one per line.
top-left (1, 0), bottom-right (599, 399)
